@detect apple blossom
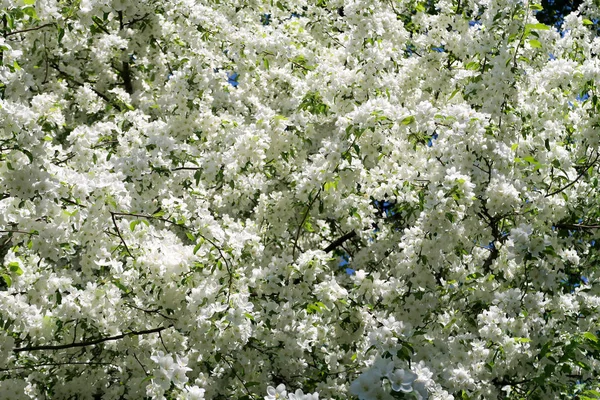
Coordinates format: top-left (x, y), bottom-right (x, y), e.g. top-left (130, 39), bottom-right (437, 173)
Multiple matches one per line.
top-left (1, 0), bottom-right (600, 399)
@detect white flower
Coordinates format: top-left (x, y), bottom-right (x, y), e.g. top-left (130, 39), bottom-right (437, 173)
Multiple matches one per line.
top-left (387, 368), bottom-right (418, 393)
top-left (288, 389), bottom-right (319, 400)
top-left (265, 384), bottom-right (287, 400)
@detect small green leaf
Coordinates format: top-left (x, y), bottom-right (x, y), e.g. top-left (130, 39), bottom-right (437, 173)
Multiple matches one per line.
top-left (401, 115), bottom-right (415, 125)
top-left (583, 332), bottom-right (598, 343)
top-left (2, 274), bottom-right (12, 287)
top-left (465, 61), bottom-right (480, 70)
top-left (582, 390), bottom-right (600, 399)
top-left (13, 60), bottom-right (21, 71)
top-left (23, 0), bottom-right (35, 4)
top-left (448, 88), bottom-right (460, 100)
top-left (324, 180), bottom-right (337, 192)
top-left (193, 242), bottom-right (202, 255)
top-left (514, 337), bottom-right (531, 343)
top-left (529, 39), bottom-right (542, 48)
top-left (583, 18), bottom-right (594, 26)
top-left (529, 4), bottom-right (543, 10)
top-left (526, 23), bottom-right (550, 31)
top-left (22, 6), bottom-right (38, 19)
top-left (130, 220), bottom-right (141, 232)
top-left (8, 262), bottom-right (23, 276)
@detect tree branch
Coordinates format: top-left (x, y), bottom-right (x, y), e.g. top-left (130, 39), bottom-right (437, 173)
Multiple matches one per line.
top-left (323, 230), bottom-right (357, 253)
top-left (110, 212), bottom-right (135, 259)
top-left (13, 325), bottom-right (171, 352)
top-left (0, 361), bottom-right (118, 372)
top-left (292, 188), bottom-right (322, 260)
top-left (4, 23), bottom-right (55, 37)
top-left (554, 223), bottom-right (600, 230)
top-left (546, 151), bottom-right (599, 197)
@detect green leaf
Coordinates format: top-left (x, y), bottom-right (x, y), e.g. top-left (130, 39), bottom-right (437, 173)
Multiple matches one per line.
top-left (514, 337), bottom-right (531, 343)
top-left (526, 23), bottom-right (551, 31)
top-left (8, 262), bottom-right (23, 276)
top-left (112, 279), bottom-right (130, 293)
top-left (193, 242), bottom-right (202, 255)
top-left (22, 6), bottom-right (38, 19)
top-left (538, 341), bottom-right (552, 360)
top-left (448, 88), bottom-right (460, 100)
top-left (583, 18), bottom-right (594, 26)
top-left (130, 220), bottom-right (141, 232)
top-left (324, 180), bottom-right (337, 192)
top-left (465, 61), bottom-right (480, 70)
top-left (401, 116), bottom-right (415, 125)
top-left (23, 0), bottom-right (35, 4)
top-left (582, 390), bottom-right (600, 399)
top-left (19, 149), bottom-right (33, 164)
top-left (2, 274), bottom-right (11, 287)
top-left (583, 332), bottom-right (598, 343)
top-left (529, 3), bottom-right (543, 10)
top-left (528, 39), bottom-right (542, 48)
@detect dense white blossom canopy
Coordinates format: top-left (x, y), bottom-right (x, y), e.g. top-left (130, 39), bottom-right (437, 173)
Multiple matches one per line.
top-left (1, 0), bottom-right (600, 399)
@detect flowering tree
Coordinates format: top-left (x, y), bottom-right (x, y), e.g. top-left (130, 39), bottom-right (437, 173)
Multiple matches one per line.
top-left (2, 0), bottom-right (600, 398)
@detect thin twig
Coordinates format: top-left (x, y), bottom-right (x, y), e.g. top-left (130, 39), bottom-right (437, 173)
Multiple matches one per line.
top-left (132, 351), bottom-right (149, 376)
top-left (125, 302), bottom-right (177, 321)
top-left (110, 212), bottom-right (135, 259)
top-left (112, 211), bottom-right (235, 302)
top-left (171, 166), bottom-right (201, 171)
top-left (222, 356), bottom-right (255, 398)
top-left (5, 23), bottom-right (55, 37)
top-left (554, 223), bottom-right (600, 230)
top-left (158, 331), bottom-right (169, 353)
top-left (292, 188), bottom-right (322, 260)
top-left (0, 361), bottom-right (118, 373)
top-left (124, 13), bottom-right (150, 27)
top-left (14, 325), bottom-right (171, 352)
top-left (0, 230), bottom-right (36, 235)
top-left (546, 151), bottom-right (599, 197)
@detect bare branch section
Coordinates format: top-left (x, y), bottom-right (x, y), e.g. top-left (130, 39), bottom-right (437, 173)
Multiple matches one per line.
top-left (13, 325), bottom-right (171, 353)
top-left (555, 223), bottom-right (600, 230)
top-left (110, 211), bottom-right (135, 259)
top-left (292, 188), bottom-right (322, 260)
top-left (4, 22), bottom-right (55, 37)
top-left (546, 150), bottom-right (600, 197)
top-left (323, 230), bottom-right (357, 253)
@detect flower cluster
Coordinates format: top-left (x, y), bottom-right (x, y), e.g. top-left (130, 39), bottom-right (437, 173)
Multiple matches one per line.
top-left (1, 0), bottom-right (600, 399)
